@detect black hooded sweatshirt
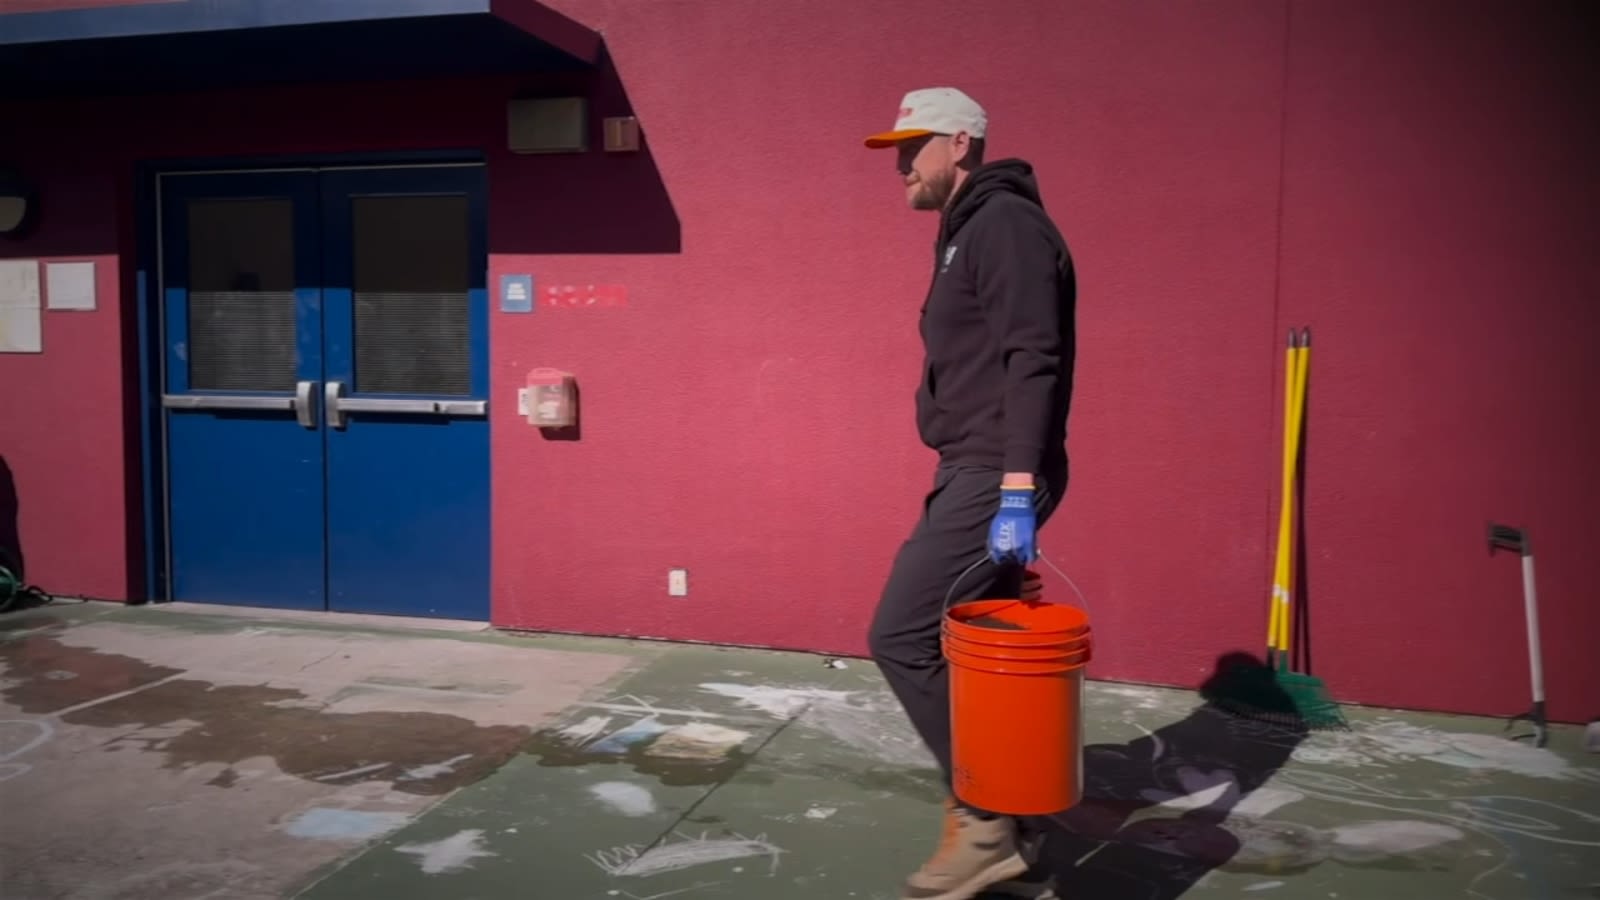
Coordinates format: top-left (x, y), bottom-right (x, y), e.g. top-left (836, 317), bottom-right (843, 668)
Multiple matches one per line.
top-left (915, 158), bottom-right (1075, 476)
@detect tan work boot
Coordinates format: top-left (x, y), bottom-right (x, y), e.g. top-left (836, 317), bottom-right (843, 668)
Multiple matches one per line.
top-left (901, 799), bottom-right (1029, 900)
top-left (991, 828), bottom-right (1058, 899)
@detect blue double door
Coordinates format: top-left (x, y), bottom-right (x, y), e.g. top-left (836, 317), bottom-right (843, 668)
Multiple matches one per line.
top-left (158, 165), bottom-right (490, 619)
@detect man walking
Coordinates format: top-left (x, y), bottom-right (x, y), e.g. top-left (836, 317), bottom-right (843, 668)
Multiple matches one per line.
top-left (863, 87), bottom-right (1076, 900)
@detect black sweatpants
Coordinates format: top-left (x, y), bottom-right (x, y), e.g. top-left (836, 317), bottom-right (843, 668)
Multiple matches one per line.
top-left (867, 462), bottom-right (1064, 814)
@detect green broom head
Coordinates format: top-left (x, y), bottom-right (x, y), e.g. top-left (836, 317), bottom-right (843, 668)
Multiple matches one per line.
top-left (0, 553), bottom-right (48, 615)
top-left (1202, 651), bottom-right (1347, 731)
top-left (1273, 669), bottom-right (1347, 731)
top-left (0, 559), bottom-right (21, 612)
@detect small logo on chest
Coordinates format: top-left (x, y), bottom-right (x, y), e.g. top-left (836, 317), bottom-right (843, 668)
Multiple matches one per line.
top-left (941, 244), bottom-right (959, 272)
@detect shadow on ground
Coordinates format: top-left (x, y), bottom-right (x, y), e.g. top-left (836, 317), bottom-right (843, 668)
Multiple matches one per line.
top-left (990, 652), bottom-right (1309, 899)
top-left (1, 453), bottom-right (23, 588)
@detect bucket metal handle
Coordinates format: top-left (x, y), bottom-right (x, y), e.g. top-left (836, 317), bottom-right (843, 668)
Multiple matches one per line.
top-left (942, 551), bottom-right (1091, 615)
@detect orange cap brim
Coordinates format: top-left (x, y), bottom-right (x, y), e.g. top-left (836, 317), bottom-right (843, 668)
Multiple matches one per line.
top-left (863, 129), bottom-right (933, 149)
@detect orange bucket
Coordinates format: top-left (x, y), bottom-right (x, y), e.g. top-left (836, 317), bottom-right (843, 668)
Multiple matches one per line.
top-left (943, 597), bottom-right (1092, 816)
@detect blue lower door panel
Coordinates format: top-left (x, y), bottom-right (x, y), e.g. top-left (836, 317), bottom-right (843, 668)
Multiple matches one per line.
top-left (325, 416), bottom-right (489, 618)
top-left (166, 411), bottom-right (327, 609)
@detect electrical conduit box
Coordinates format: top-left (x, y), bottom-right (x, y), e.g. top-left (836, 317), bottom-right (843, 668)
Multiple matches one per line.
top-left (520, 368), bottom-right (576, 427)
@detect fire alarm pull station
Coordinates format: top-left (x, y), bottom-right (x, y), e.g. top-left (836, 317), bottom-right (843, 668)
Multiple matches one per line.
top-left (521, 368), bottom-right (576, 427)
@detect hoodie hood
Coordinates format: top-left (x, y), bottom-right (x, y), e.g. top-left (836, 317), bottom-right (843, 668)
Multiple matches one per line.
top-left (939, 158), bottom-right (1044, 245)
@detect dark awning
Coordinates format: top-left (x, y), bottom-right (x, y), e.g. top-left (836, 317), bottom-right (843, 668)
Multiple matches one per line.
top-left (0, 0), bottom-right (601, 98)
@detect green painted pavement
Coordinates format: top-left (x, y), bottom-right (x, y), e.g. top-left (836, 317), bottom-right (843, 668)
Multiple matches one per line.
top-left (296, 640), bottom-right (1600, 900)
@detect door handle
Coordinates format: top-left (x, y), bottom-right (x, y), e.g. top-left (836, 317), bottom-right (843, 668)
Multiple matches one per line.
top-left (323, 380), bottom-right (486, 429)
top-left (295, 380), bottom-right (316, 429)
top-left (162, 384), bottom-right (317, 430)
top-left (162, 394), bottom-right (295, 412)
top-left (325, 380), bottom-right (346, 429)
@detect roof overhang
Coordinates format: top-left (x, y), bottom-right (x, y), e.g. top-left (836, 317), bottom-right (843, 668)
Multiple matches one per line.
top-left (0, 0), bottom-right (602, 98)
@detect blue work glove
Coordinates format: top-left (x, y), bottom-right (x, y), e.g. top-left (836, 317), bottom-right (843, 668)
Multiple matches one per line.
top-left (987, 486), bottom-right (1037, 565)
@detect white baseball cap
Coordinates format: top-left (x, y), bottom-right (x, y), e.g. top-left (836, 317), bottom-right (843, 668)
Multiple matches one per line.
top-left (864, 87), bottom-right (988, 148)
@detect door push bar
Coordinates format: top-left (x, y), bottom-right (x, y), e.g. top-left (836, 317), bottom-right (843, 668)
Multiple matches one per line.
top-left (162, 381), bottom-right (486, 430)
top-left (322, 381), bottom-right (486, 429)
top-left (161, 382), bottom-right (315, 428)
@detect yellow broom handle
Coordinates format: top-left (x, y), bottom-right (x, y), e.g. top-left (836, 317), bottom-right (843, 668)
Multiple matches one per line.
top-left (1277, 331), bottom-right (1310, 653)
top-left (1269, 333), bottom-right (1297, 651)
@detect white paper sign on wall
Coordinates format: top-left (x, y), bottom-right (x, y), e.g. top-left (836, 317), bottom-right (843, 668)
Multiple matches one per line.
top-left (0, 259), bottom-right (41, 353)
top-left (45, 260), bottom-right (96, 311)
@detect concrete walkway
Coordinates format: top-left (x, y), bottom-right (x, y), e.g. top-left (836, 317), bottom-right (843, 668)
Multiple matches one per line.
top-left (2, 600), bottom-right (1596, 900)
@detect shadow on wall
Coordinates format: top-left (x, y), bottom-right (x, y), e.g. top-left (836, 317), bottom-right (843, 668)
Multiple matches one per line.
top-left (0, 455), bottom-right (21, 583)
top-left (1003, 653), bottom-right (1309, 900)
top-left (493, 41), bottom-right (681, 256)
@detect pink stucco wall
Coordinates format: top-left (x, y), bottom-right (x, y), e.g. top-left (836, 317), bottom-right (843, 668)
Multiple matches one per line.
top-left (0, 251), bottom-right (128, 598)
top-left (1, 0), bottom-right (1595, 722)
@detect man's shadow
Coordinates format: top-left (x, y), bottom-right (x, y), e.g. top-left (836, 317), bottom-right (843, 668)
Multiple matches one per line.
top-left (1, 454), bottom-right (21, 584)
top-left (985, 652), bottom-right (1311, 899)
top-left (0, 454), bottom-right (46, 615)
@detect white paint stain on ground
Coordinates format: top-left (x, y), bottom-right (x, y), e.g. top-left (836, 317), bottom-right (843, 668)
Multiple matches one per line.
top-left (402, 754), bottom-right (472, 781)
top-left (1245, 881), bottom-right (1285, 891)
top-left (560, 715), bottom-right (614, 745)
top-left (1100, 762), bottom-right (1475, 871)
top-left (0, 718), bottom-right (54, 783)
top-left (697, 683), bottom-right (932, 766)
top-left (316, 762), bottom-right (390, 782)
top-left (1294, 720), bottom-right (1573, 779)
top-left (649, 722), bottom-right (751, 759)
top-left (590, 782), bottom-right (658, 817)
top-left (396, 829), bottom-right (497, 874)
top-left (1216, 817), bottom-right (1467, 870)
top-left (1136, 780), bottom-right (1233, 820)
top-left (605, 881), bottom-right (727, 898)
top-left (1132, 769), bottom-right (1305, 825)
top-left (804, 806), bottom-right (837, 820)
top-left (697, 684), bottom-right (855, 719)
top-left (1326, 820), bottom-right (1467, 862)
top-left (587, 831), bottom-right (784, 877)
top-left (800, 691), bottom-right (933, 766)
top-left (1232, 787), bottom-right (1307, 818)
top-left (282, 808), bottom-right (412, 841)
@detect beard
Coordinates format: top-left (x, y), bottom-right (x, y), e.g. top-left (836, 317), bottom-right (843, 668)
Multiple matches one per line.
top-left (909, 169), bottom-right (955, 210)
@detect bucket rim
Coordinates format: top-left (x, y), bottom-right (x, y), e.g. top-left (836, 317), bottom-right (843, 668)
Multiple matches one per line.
top-left (943, 621), bottom-right (1092, 645)
top-left (945, 654), bottom-right (1091, 675)
top-left (945, 643), bottom-right (1092, 666)
top-left (944, 635), bottom-right (1092, 653)
top-left (945, 598), bottom-right (1090, 635)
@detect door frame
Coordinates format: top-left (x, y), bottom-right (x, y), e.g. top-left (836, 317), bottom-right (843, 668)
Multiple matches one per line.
top-left (133, 149), bottom-right (488, 605)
